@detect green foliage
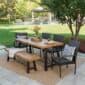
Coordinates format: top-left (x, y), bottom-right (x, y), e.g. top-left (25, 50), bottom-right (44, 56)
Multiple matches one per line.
top-left (15, 0), bottom-right (41, 19)
top-left (0, 19), bottom-right (9, 24)
top-left (15, 0), bottom-right (28, 18)
top-left (0, 1), bottom-right (6, 17)
top-left (41, 0), bottom-right (85, 39)
top-left (0, 0), bottom-right (16, 24)
top-left (0, 0), bottom-right (41, 22)
top-left (41, 0), bottom-right (85, 21)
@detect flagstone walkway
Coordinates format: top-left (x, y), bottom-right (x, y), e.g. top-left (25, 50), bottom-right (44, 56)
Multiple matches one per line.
top-left (56, 63), bottom-right (85, 85)
top-left (0, 67), bottom-right (43, 85)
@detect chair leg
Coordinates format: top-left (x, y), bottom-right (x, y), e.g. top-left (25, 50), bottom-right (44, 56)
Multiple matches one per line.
top-left (51, 52), bottom-right (54, 69)
top-left (27, 62), bottom-right (30, 73)
top-left (33, 61), bottom-right (37, 71)
top-left (74, 63), bottom-right (76, 74)
top-left (59, 65), bottom-right (62, 78)
top-left (57, 52), bottom-right (60, 58)
top-left (51, 56), bottom-right (53, 69)
top-left (66, 64), bottom-right (68, 68)
top-left (13, 55), bottom-right (16, 60)
top-left (40, 49), bottom-right (42, 57)
top-left (7, 56), bottom-right (9, 62)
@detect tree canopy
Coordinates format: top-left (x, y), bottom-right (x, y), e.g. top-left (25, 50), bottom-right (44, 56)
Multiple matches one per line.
top-left (41, 0), bottom-right (85, 38)
top-left (0, 0), bottom-right (41, 20)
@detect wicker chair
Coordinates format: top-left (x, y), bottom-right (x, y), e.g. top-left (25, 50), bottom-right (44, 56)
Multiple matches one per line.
top-left (14, 32), bottom-right (28, 48)
top-left (47, 34), bottom-right (64, 58)
top-left (51, 39), bottom-right (80, 78)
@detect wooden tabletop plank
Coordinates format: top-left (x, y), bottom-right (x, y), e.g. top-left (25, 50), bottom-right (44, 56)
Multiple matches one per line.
top-left (16, 38), bottom-right (64, 49)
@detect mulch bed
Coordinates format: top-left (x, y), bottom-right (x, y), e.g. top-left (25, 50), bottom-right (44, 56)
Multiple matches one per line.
top-left (79, 39), bottom-right (85, 53)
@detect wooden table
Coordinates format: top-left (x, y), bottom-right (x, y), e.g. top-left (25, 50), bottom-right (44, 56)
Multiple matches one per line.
top-left (16, 38), bottom-right (64, 71)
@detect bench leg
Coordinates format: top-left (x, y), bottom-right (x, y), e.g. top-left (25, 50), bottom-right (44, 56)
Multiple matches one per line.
top-left (7, 56), bottom-right (9, 62)
top-left (13, 55), bottom-right (16, 60)
top-left (27, 62), bottom-right (30, 73)
top-left (33, 61), bottom-right (37, 71)
top-left (7, 56), bottom-right (16, 62)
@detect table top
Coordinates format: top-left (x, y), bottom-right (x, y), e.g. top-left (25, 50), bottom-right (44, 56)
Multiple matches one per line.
top-left (16, 38), bottom-right (64, 49)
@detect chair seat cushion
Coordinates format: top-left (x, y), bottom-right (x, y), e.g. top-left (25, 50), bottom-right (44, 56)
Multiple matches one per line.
top-left (17, 35), bottom-right (27, 39)
top-left (54, 57), bottom-right (72, 65)
top-left (47, 46), bottom-right (63, 53)
top-left (6, 48), bottom-right (26, 58)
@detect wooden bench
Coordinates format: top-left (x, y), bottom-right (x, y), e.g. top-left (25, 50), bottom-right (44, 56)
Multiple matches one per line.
top-left (15, 51), bottom-right (40, 73)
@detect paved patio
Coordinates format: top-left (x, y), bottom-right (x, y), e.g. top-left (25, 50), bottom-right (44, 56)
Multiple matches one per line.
top-left (0, 67), bottom-right (43, 85)
top-left (57, 63), bottom-right (85, 85)
top-left (0, 49), bottom-right (85, 85)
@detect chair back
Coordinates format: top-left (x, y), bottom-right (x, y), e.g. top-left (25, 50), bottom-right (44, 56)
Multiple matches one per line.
top-left (69, 39), bottom-right (80, 48)
top-left (15, 32), bottom-right (28, 39)
top-left (69, 39), bottom-right (80, 63)
top-left (53, 34), bottom-right (64, 42)
top-left (42, 33), bottom-right (51, 39)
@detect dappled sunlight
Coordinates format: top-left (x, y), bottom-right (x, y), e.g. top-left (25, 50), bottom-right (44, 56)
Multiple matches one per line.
top-left (40, 24), bottom-right (71, 34)
top-left (0, 25), bottom-right (28, 29)
top-left (0, 24), bottom-right (84, 34)
top-left (0, 24), bottom-right (84, 35)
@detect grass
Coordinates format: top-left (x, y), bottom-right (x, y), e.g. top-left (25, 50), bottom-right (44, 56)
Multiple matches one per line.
top-left (0, 24), bottom-right (85, 47)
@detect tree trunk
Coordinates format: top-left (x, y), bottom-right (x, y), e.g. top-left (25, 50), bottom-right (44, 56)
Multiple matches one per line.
top-left (75, 22), bottom-right (81, 39)
top-left (67, 18), bottom-right (74, 37)
top-left (75, 13), bottom-right (83, 39)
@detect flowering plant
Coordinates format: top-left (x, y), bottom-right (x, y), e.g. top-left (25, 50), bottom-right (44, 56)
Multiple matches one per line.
top-left (33, 26), bottom-right (41, 38)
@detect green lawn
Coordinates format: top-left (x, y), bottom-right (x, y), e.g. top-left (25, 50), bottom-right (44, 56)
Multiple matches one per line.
top-left (0, 24), bottom-right (85, 47)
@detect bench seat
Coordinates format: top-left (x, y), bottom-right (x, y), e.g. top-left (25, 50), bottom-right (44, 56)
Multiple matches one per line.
top-left (15, 51), bottom-right (40, 62)
top-left (15, 51), bottom-right (40, 73)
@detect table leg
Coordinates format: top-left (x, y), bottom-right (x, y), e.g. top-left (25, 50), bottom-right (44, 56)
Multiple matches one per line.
top-left (57, 51), bottom-right (60, 57)
top-left (43, 49), bottom-right (48, 71)
top-left (29, 45), bottom-right (32, 53)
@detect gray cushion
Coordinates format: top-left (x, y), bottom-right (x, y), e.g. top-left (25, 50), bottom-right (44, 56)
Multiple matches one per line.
top-left (6, 48), bottom-right (26, 58)
top-left (62, 44), bottom-right (76, 56)
top-left (17, 35), bottom-right (27, 39)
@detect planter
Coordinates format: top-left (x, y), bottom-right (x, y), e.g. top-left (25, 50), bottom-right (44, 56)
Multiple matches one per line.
top-left (31, 37), bottom-right (42, 42)
top-left (79, 39), bottom-right (85, 53)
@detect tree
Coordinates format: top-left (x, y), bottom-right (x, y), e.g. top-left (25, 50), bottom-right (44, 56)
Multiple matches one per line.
top-left (15, 0), bottom-right (40, 20)
top-left (15, 0), bottom-right (28, 19)
top-left (41, 0), bottom-right (85, 39)
top-left (0, 0), bottom-right (16, 23)
top-left (0, 0), bottom-right (41, 22)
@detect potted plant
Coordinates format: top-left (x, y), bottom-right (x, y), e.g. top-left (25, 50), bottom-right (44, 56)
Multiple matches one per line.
top-left (33, 25), bottom-right (41, 37)
top-left (32, 26), bottom-right (41, 42)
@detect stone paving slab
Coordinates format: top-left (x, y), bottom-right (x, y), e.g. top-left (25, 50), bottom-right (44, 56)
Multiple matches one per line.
top-left (0, 67), bottom-right (43, 85)
top-left (0, 49), bottom-right (7, 58)
top-left (56, 63), bottom-right (85, 85)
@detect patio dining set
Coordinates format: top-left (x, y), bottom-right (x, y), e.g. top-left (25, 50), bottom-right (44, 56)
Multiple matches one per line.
top-left (1, 32), bottom-right (80, 78)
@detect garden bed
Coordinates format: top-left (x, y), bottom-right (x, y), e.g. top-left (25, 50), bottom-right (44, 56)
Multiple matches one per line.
top-left (79, 39), bottom-right (85, 53)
